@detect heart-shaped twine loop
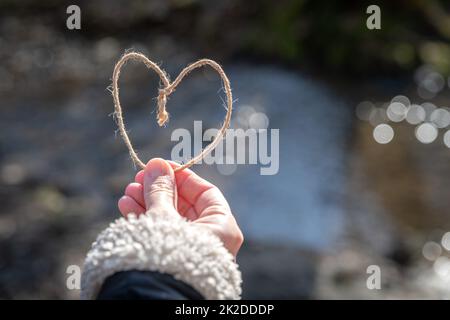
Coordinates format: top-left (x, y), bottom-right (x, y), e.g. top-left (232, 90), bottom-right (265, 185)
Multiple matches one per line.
top-left (112, 52), bottom-right (233, 172)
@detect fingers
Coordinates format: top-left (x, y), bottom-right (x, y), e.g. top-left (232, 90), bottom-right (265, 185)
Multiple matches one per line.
top-left (135, 170), bottom-right (144, 184)
top-left (118, 195), bottom-right (145, 216)
top-left (194, 187), bottom-right (230, 216)
top-left (178, 194), bottom-right (198, 221)
top-left (168, 161), bottom-right (230, 216)
top-left (125, 182), bottom-right (145, 207)
top-left (167, 161), bottom-right (215, 204)
top-left (132, 169), bottom-right (198, 220)
top-left (129, 160), bottom-right (242, 256)
top-left (167, 161), bottom-right (195, 188)
top-left (135, 160), bottom-right (229, 217)
top-left (193, 215), bottom-right (244, 257)
top-left (147, 161), bottom-right (242, 257)
top-left (143, 158), bottom-right (177, 211)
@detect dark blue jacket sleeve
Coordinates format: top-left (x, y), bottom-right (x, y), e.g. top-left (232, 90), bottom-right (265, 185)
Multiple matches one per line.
top-left (96, 270), bottom-right (205, 300)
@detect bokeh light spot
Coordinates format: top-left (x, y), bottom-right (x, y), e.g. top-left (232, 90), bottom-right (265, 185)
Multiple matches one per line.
top-left (249, 112), bottom-right (269, 130)
top-left (422, 241), bottom-right (442, 261)
top-left (387, 102), bottom-right (408, 122)
top-left (406, 104), bottom-right (426, 125)
top-left (442, 232), bottom-right (450, 251)
top-left (373, 124), bottom-right (394, 144)
top-left (443, 130), bottom-right (450, 148)
top-left (415, 123), bottom-right (438, 144)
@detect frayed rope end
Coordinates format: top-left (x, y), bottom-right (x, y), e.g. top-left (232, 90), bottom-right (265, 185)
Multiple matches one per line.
top-left (157, 89), bottom-right (170, 126)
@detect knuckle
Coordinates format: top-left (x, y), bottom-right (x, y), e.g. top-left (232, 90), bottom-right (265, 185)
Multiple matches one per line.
top-left (124, 183), bottom-right (137, 194)
top-left (147, 176), bottom-right (174, 196)
top-left (232, 228), bottom-right (244, 247)
top-left (222, 220), bottom-right (244, 250)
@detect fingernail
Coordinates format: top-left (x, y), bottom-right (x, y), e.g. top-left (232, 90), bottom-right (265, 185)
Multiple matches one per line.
top-left (143, 158), bottom-right (177, 210)
top-left (145, 158), bottom-right (171, 184)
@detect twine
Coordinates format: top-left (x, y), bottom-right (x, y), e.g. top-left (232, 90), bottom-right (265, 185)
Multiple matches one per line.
top-left (112, 52), bottom-right (233, 172)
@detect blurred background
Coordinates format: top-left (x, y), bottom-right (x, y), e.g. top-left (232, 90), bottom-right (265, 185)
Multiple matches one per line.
top-left (1, 0), bottom-right (450, 299)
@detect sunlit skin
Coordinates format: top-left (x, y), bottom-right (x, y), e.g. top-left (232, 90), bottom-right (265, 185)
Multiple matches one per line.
top-left (118, 158), bottom-right (244, 257)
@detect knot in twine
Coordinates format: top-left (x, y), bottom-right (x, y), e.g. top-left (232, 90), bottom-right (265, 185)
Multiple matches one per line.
top-left (156, 88), bottom-right (170, 126)
top-left (112, 52), bottom-right (233, 172)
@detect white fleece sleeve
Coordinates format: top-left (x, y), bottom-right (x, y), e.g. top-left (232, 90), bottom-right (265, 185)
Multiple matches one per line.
top-left (80, 212), bottom-right (242, 300)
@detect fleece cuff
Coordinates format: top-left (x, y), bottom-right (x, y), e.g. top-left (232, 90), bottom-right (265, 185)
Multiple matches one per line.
top-left (81, 212), bottom-right (242, 300)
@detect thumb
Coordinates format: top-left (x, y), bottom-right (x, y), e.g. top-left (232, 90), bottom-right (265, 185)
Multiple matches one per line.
top-left (143, 158), bottom-right (177, 211)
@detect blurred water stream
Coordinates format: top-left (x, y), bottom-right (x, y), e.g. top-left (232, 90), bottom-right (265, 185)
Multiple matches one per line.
top-left (1, 45), bottom-right (449, 299)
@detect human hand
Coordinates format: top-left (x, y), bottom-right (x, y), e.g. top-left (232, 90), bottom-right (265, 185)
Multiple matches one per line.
top-left (118, 158), bottom-right (244, 257)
